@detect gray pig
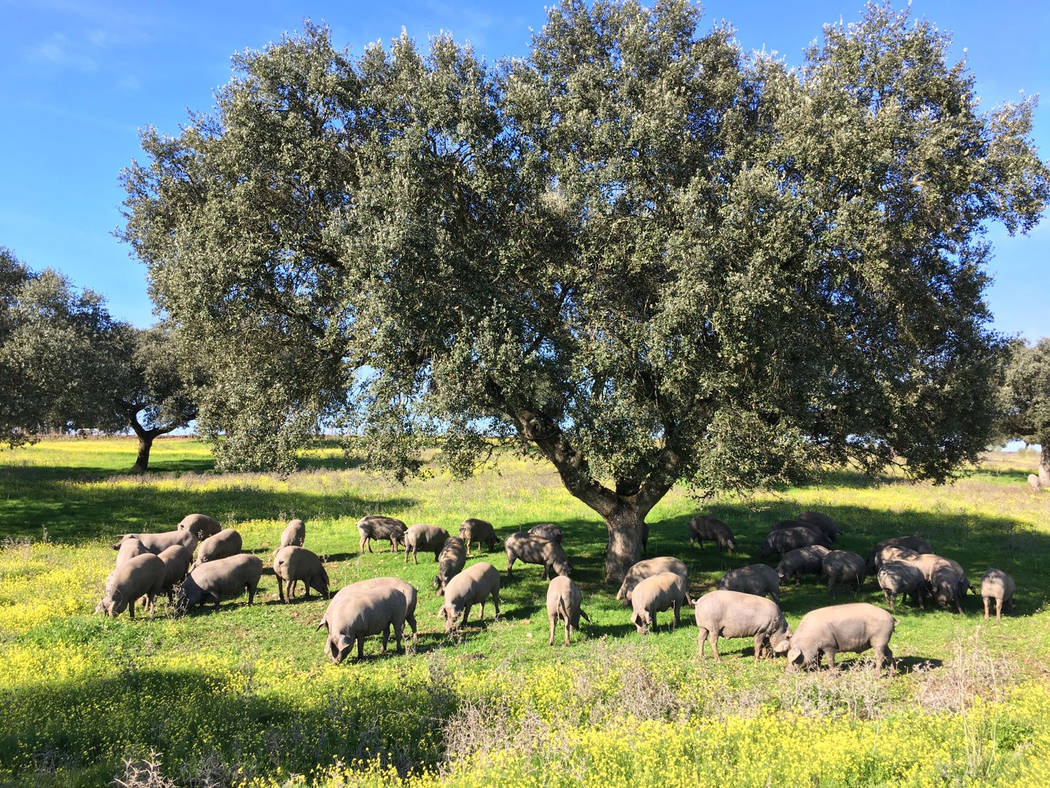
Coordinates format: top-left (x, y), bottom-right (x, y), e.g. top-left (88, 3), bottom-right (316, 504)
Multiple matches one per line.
top-left (317, 586), bottom-right (407, 663)
top-left (174, 554), bottom-right (263, 614)
top-left (156, 544), bottom-right (193, 603)
top-left (528, 523), bottom-right (563, 542)
top-left (96, 552), bottom-right (166, 618)
top-left (439, 562), bottom-right (501, 634)
top-left (821, 550), bottom-right (866, 594)
top-left (694, 589), bottom-right (791, 661)
top-left (718, 564), bottom-right (780, 603)
top-left (688, 515), bottom-right (735, 552)
top-left (273, 546), bottom-right (330, 602)
top-left (114, 535), bottom-right (149, 567)
top-left (630, 571), bottom-right (688, 634)
top-left (112, 529), bottom-right (197, 557)
top-left (195, 528), bottom-right (242, 565)
top-left (404, 524), bottom-right (450, 564)
top-left (356, 515), bottom-right (407, 553)
top-left (777, 545), bottom-right (830, 585)
top-left (178, 513), bottom-right (222, 541)
top-left (616, 556), bottom-right (689, 604)
top-left (280, 518), bottom-right (306, 548)
top-left (871, 545), bottom-right (920, 571)
top-left (786, 602), bottom-right (896, 671)
top-left (546, 575), bottom-right (590, 646)
top-left (434, 537), bottom-right (467, 595)
top-left (797, 511), bottom-right (841, 541)
top-left (980, 569), bottom-right (1015, 621)
top-left (760, 526), bottom-right (830, 558)
top-left (867, 536), bottom-right (933, 571)
top-left (876, 561), bottom-right (926, 609)
top-left (459, 518), bottom-right (499, 554)
top-left (341, 577), bottom-right (419, 637)
top-left (505, 532), bottom-right (572, 579)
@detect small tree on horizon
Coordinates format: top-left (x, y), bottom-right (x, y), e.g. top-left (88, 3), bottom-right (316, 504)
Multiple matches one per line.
top-left (121, 2), bottom-right (1048, 581)
top-left (997, 338), bottom-right (1050, 485)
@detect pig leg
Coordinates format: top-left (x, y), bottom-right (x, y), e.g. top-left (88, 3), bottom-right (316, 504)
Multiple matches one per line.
top-left (983, 596), bottom-right (990, 619)
top-left (548, 613), bottom-right (556, 646)
top-left (248, 580), bottom-right (258, 605)
top-left (462, 604), bottom-right (472, 626)
top-left (996, 597), bottom-right (1003, 622)
top-left (672, 600), bottom-right (681, 629)
top-left (394, 621), bottom-right (404, 653)
top-left (883, 589), bottom-right (893, 608)
top-left (753, 633), bottom-right (765, 659)
top-left (357, 634), bottom-right (366, 660)
top-left (825, 649), bottom-right (838, 669)
top-left (277, 577), bottom-right (285, 603)
top-left (381, 626), bottom-right (389, 653)
top-left (696, 627), bottom-right (707, 658)
top-left (506, 553), bottom-right (515, 576)
top-left (491, 592), bottom-right (501, 619)
top-left (564, 618), bottom-right (571, 646)
top-left (129, 598), bottom-right (135, 620)
top-left (479, 600), bottom-right (486, 622)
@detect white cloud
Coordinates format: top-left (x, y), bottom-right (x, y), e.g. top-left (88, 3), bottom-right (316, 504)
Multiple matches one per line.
top-left (29, 32), bottom-right (99, 72)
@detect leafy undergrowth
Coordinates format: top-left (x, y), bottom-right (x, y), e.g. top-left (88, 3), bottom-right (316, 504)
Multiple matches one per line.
top-left (2, 439), bottom-right (1050, 786)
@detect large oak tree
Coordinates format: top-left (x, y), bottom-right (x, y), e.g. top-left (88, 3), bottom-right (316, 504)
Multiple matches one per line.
top-left (121, 2), bottom-right (1048, 581)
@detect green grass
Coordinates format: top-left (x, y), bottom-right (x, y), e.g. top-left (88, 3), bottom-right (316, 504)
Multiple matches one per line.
top-left (2, 438), bottom-right (1050, 786)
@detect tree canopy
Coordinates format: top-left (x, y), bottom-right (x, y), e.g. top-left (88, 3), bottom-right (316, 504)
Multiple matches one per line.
top-left (121, 1), bottom-right (1049, 580)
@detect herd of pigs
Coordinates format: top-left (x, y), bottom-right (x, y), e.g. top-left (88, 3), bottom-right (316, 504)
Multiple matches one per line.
top-left (97, 510), bottom-right (1017, 670)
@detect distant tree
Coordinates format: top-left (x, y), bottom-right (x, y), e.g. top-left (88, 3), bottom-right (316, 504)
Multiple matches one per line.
top-left (997, 338), bottom-right (1050, 484)
top-left (122, 2), bottom-right (1049, 581)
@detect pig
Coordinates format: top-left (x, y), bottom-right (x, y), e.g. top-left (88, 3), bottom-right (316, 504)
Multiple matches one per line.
top-left (317, 585), bottom-right (406, 663)
top-left (195, 528), bottom-right (242, 565)
top-left (1027, 474), bottom-right (1041, 490)
top-left (980, 569), bottom-right (1016, 621)
top-left (177, 513), bottom-right (222, 541)
top-left (505, 532), bottom-right (572, 579)
top-left (630, 572), bottom-right (688, 634)
top-left (156, 544), bottom-right (193, 604)
top-left (112, 529), bottom-right (197, 557)
top-left (341, 577), bottom-right (419, 637)
top-left (96, 552), bottom-right (165, 619)
top-left (786, 603), bottom-right (896, 671)
top-left (876, 561), bottom-right (926, 609)
top-left (904, 553), bottom-right (971, 612)
top-left (616, 556), bottom-right (689, 604)
top-left (356, 515), bottom-right (407, 553)
top-left (718, 564), bottom-right (781, 603)
top-left (404, 524), bottom-right (450, 564)
top-left (174, 554), bottom-right (263, 614)
top-left (434, 537), bottom-right (467, 595)
top-left (777, 545), bottom-right (830, 585)
top-left (797, 511), bottom-right (841, 541)
top-left (871, 545), bottom-right (920, 571)
top-left (760, 526), bottom-right (830, 558)
top-left (528, 524), bottom-right (563, 542)
top-left (438, 562), bottom-right (501, 634)
top-left (867, 536), bottom-right (933, 571)
top-left (546, 575), bottom-right (590, 646)
top-left (280, 518), bottom-right (305, 548)
top-left (821, 550), bottom-right (866, 594)
top-left (688, 515), bottom-right (736, 552)
top-left (459, 518), bottom-right (499, 554)
top-left (273, 546), bottom-right (330, 602)
top-left (693, 589), bottom-right (792, 661)
top-left (114, 535), bottom-right (149, 567)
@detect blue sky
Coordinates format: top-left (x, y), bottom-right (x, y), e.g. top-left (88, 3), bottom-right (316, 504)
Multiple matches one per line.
top-left (1, 0), bottom-right (1047, 338)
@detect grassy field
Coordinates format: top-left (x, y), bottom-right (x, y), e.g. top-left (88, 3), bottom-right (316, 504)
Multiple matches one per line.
top-left (2, 437), bottom-right (1050, 786)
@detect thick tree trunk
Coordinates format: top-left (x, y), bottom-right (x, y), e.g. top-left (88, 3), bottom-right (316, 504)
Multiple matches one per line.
top-left (603, 506), bottom-right (649, 585)
top-left (131, 433), bottom-right (155, 474)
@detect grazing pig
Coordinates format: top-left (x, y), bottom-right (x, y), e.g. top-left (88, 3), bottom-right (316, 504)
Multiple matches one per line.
top-left (821, 550), bottom-right (866, 594)
top-left (273, 546), bottom-right (330, 602)
top-left (718, 564), bottom-right (781, 603)
top-left (616, 556), bottom-right (689, 603)
top-left (438, 562), bottom-right (501, 634)
top-left (797, 511), bottom-right (841, 541)
top-left (174, 554), bottom-right (263, 614)
top-left (341, 577), bottom-right (419, 637)
top-left (404, 524), bottom-right (450, 564)
top-left (630, 572), bottom-right (688, 634)
top-left (177, 513), bottom-right (222, 541)
top-left (195, 528), bottom-right (242, 565)
top-left (546, 575), bottom-right (590, 646)
top-left (981, 569), bottom-right (1016, 621)
top-left (96, 553), bottom-right (165, 619)
top-left (760, 526), bottom-right (830, 558)
top-left (1028, 474), bottom-right (1041, 490)
top-left (688, 515), bottom-right (736, 552)
top-left (777, 545), bottom-right (830, 585)
top-left (867, 536), bottom-right (933, 570)
top-left (786, 603), bottom-right (896, 671)
top-left (280, 519), bottom-right (306, 548)
top-left (156, 544), bottom-right (193, 603)
top-left (904, 553), bottom-right (970, 612)
top-left (505, 532), bottom-right (572, 579)
top-left (317, 586), bottom-right (407, 663)
top-left (459, 518), bottom-right (499, 555)
top-left (877, 561), bottom-right (926, 609)
top-left (112, 529), bottom-right (197, 557)
top-left (528, 524), bottom-right (563, 542)
top-left (356, 515), bottom-right (407, 553)
top-left (114, 535), bottom-right (149, 567)
top-left (434, 537), bottom-right (467, 595)
top-left (694, 589), bottom-right (791, 661)
top-left (871, 545), bottom-right (920, 571)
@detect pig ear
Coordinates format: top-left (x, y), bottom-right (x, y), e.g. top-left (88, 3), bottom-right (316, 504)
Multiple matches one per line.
top-left (787, 647), bottom-right (802, 664)
top-left (437, 607), bottom-right (447, 619)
